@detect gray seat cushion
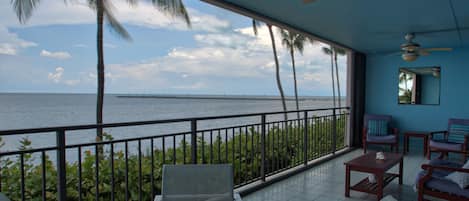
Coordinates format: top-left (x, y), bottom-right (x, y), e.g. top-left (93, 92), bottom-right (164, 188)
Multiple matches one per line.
top-left (415, 159), bottom-right (469, 198)
top-left (367, 135), bottom-right (396, 143)
top-left (430, 140), bottom-right (462, 151)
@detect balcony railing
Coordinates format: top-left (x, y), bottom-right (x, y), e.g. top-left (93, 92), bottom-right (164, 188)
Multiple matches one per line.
top-left (0, 107), bottom-right (349, 201)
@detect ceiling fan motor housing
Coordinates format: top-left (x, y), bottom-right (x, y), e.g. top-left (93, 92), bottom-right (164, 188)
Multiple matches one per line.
top-left (402, 52), bottom-right (418, 62)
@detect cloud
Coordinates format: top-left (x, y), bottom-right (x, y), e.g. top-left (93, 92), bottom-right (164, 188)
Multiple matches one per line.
top-left (0, 0), bottom-right (230, 57)
top-left (1, 0), bottom-right (230, 33)
top-left (47, 67), bottom-right (81, 86)
top-left (103, 24), bottom-right (347, 94)
top-left (40, 49), bottom-right (71, 59)
top-left (172, 82), bottom-right (206, 90)
top-left (0, 27), bottom-right (37, 55)
top-left (48, 67), bottom-right (64, 83)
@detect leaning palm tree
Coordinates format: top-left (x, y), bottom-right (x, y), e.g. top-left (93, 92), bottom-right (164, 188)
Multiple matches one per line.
top-left (322, 46), bottom-right (336, 109)
top-left (332, 47), bottom-right (346, 108)
top-left (252, 20), bottom-right (287, 121)
top-left (12, 0), bottom-right (191, 142)
top-left (279, 29), bottom-right (306, 120)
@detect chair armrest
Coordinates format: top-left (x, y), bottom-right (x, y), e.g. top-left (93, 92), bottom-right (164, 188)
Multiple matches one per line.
top-left (429, 131), bottom-right (448, 140)
top-left (154, 195), bottom-right (162, 201)
top-left (421, 164), bottom-right (469, 173)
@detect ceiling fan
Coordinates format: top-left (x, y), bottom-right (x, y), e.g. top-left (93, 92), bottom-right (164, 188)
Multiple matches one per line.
top-left (399, 33), bottom-right (452, 62)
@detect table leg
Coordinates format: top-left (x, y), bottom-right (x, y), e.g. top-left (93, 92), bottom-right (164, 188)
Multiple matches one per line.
top-left (376, 172), bottom-right (383, 201)
top-left (399, 158), bottom-right (403, 185)
top-left (345, 166), bottom-right (350, 197)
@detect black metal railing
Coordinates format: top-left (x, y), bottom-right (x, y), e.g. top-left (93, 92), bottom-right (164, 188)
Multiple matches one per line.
top-left (0, 107), bottom-right (349, 201)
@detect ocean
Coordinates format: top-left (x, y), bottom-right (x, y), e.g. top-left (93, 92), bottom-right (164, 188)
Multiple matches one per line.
top-left (0, 93), bottom-right (343, 151)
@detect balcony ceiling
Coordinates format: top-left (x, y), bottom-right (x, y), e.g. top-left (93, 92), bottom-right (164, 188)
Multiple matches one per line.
top-left (206, 0), bottom-right (469, 54)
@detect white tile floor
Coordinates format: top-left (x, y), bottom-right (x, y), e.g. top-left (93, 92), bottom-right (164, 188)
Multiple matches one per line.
top-left (242, 147), bottom-right (430, 201)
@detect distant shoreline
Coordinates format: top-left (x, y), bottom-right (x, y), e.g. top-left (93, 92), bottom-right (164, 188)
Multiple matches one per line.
top-left (116, 95), bottom-right (308, 101)
top-left (0, 93), bottom-right (344, 101)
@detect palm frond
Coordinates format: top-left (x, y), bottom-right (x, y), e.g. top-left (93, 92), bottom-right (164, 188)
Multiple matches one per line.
top-left (293, 34), bottom-right (306, 54)
top-left (126, 0), bottom-right (138, 7)
top-left (153, 0), bottom-right (191, 28)
top-left (103, 0), bottom-right (132, 41)
top-left (11, 0), bottom-right (41, 24)
top-left (322, 46), bottom-right (332, 55)
top-left (252, 19), bottom-right (261, 36)
top-left (333, 46), bottom-right (346, 55)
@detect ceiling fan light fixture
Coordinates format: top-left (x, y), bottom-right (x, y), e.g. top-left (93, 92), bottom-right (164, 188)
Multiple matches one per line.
top-left (402, 52), bottom-right (418, 62)
top-left (401, 43), bottom-right (420, 51)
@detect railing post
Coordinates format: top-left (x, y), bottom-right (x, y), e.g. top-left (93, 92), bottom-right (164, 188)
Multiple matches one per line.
top-left (303, 111), bottom-right (308, 166)
top-left (332, 109), bottom-right (337, 154)
top-left (260, 114), bottom-right (266, 182)
top-left (56, 130), bottom-right (67, 201)
top-left (191, 119), bottom-right (197, 164)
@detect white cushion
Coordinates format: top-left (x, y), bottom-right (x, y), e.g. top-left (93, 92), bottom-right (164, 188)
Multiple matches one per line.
top-left (446, 160), bottom-right (469, 189)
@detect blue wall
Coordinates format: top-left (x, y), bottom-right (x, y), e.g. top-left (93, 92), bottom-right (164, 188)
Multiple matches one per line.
top-left (420, 74), bottom-right (440, 105)
top-left (366, 47), bottom-right (469, 132)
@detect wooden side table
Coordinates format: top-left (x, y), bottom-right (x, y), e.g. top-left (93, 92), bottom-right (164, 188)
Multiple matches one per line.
top-left (403, 131), bottom-right (429, 156)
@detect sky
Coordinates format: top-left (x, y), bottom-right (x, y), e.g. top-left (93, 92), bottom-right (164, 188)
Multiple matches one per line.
top-left (0, 0), bottom-right (347, 96)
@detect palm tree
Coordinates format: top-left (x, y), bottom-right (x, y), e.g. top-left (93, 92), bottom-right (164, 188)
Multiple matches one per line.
top-left (322, 46), bottom-right (336, 109)
top-left (322, 45), bottom-right (346, 109)
top-left (11, 0), bottom-right (191, 142)
top-left (279, 29), bottom-right (306, 120)
top-left (332, 47), bottom-right (346, 109)
top-left (252, 20), bottom-right (287, 121)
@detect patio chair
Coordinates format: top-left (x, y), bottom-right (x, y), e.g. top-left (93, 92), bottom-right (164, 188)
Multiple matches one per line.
top-left (362, 114), bottom-right (399, 153)
top-left (154, 164), bottom-right (242, 201)
top-left (427, 118), bottom-right (469, 160)
top-left (416, 150), bottom-right (469, 201)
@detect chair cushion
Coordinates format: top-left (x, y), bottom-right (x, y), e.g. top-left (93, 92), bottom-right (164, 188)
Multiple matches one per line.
top-left (446, 160), bottom-right (469, 189)
top-left (367, 135), bottom-right (396, 143)
top-left (367, 119), bottom-right (388, 136)
top-left (429, 140), bottom-right (462, 151)
top-left (448, 124), bottom-right (469, 144)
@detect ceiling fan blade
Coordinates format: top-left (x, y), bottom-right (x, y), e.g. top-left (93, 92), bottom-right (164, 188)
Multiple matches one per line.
top-left (419, 50), bottom-right (430, 56)
top-left (303, 0), bottom-right (317, 3)
top-left (421, 47), bottom-right (452, 52)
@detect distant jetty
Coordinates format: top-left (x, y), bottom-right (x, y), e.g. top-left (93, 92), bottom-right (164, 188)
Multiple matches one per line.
top-left (116, 95), bottom-right (323, 101)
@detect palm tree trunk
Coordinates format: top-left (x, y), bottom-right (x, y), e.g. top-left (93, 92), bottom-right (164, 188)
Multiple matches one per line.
top-left (329, 49), bottom-right (336, 109)
top-left (334, 51), bottom-right (341, 109)
top-left (268, 25), bottom-right (288, 121)
top-left (96, 0), bottom-right (104, 143)
top-left (290, 49), bottom-right (300, 120)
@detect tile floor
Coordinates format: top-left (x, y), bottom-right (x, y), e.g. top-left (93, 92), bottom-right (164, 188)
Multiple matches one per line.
top-left (242, 147), bottom-right (431, 201)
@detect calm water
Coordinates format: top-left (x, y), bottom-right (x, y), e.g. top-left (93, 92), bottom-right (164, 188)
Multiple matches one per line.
top-left (0, 93), bottom-right (342, 151)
